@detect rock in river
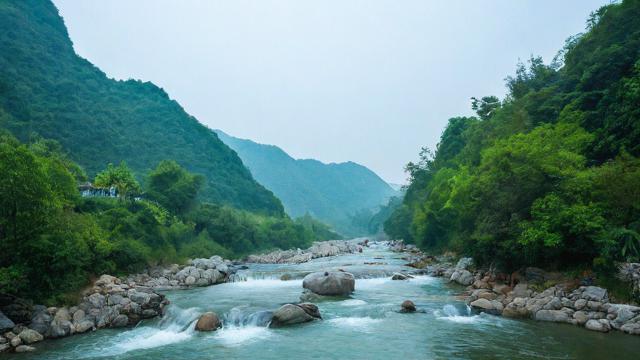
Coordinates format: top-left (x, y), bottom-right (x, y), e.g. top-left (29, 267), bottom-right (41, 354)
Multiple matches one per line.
top-left (18, 329), bottom-right (43, 344)
top-left (400, 300), bottom-right (416, 313)
top-left (302, 271), bottom-right (355, 296)
top-left (195, 312), bottom-right (221, 331)
top-left (270, 304), bottom-right (320, 327)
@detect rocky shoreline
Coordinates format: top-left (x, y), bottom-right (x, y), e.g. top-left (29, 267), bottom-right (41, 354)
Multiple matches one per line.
top-left (0, 253), bottom-right (242, 354)
top-left (245, 239), bottom-right (365, 264)
top-left (0, 239), bottom-right (361, 354)
top-left (394, 241), bottom-right (640, 336)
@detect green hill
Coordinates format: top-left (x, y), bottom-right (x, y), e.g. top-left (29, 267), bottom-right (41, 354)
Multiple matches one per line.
top-left (0, 0), bottom-right (283, 215)
top-left (385, 0), bottom-right (640, 275)
top-left (215, 130), bottom-right (398, 236)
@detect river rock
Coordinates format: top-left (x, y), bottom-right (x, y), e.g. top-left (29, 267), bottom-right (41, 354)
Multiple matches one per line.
top-left (87, 293), bottom-right (106, 309)
top-left (534, 309), bottom-right (571, 323)
top-left (111, 315), bottom-right (129, 328)
top-left (270, 304), bottom-right (316, 327)
top-left (609, 304), bottom-right (640, 329)
top-left (302, 271), bottom-right (355, 296)
top-left (0, 311), bottom-right (15, 332)
top-left (510, 284), bottom-right (531, 298)
top-left (391, 273), bottom-right (412, 280)
top-left (0, 343), bottom-right (8, 353)
top-left (296, 303), bottom-right (321, 319)
top-left (581, 286), bottom-right (608, 302)
top-left (18, 329), bottom-right (43, 344)
top-left (48, 308), bottom-right (73, 338)
top-left (10, 335), bottom-right (21, 347)
top-left (585, 319), bottom-right (611, 332)
top-left (74, 320), bottom-right (95, 333)
top-left (195, 312), bottom-right (221, 331)
top-left (400, 300), bottom-right (416, 313)
top-left (470, 298), bottom-right (503, 315)
top-left (502, 297), bottom-right (530, 318)
top-left (450, 269), bottom-right (474, 286)
top-left (14, 345), bottom-right (35, 353)
top-left (574, 299), bottom-right (587, 310)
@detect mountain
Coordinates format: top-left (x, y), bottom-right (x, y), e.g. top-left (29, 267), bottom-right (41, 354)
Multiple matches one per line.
top-left (0, 0), bottom-right (283, 215)
top-left (215, 130), bottom-right (398, 236)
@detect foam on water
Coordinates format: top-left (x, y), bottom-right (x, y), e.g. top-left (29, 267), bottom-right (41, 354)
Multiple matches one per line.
top-left (227, 278), bottom-right (303, 288)
top-left (328, 317), bottom-right (383, 332)
top-left (435, 304), bottom-right (482, 324)
top-left (340, 299), bottom-right (367, 307)
top-left (214, 326), bottom-right (272, 346)
top-left (408, 275), bottom-right (436, 285)
top-left (117, 327), bottom-right (194, 352)
top-left (356, 278), bottom-right (390, 289)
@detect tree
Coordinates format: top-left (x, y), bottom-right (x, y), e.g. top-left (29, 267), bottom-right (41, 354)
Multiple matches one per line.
top-left (94, 161), bottom-right (141, 198)
top-left (146, 160), bottom-right (204, 215)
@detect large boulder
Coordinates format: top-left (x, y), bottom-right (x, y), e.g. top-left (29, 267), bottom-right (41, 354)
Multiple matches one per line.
top-left (48, 308), bottom-right (74, 338)
top-left (581, 286), bottom-right (608, 302)
top-left (14, 345), bottom-right (35, 353)
top-left (470, 298), bottom-right (503, 315)
top-left (0, 311), bottom-right (15, 332)
top-left (585, 319), bottom-right (611, 332)
top-left (534, 309), bottom-right (572, 323)
top-left (195, 312), bottom-right (221, 331)
top-left (18, 329), bottom-right (43, 344)
top-left (450, 270), bottom-right (474, 286)
top-left (302, 271), bottom-right (355, 296)
top-left (270, 304), bottom-right (318, 327)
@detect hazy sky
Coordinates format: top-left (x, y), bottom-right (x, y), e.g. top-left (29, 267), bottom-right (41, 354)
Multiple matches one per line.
top-left (53, 0), bottom-right (608, 184)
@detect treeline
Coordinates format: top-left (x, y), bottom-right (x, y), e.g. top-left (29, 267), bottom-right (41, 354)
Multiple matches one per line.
top-left (0, 132), bottom-right (339, 304)
top-left (385, 0), bottom-right (640, 274)
top-left (0, 0), bottom-right (284, 215)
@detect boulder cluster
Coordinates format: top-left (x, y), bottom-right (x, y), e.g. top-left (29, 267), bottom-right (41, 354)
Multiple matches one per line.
top-left (402, 251), bottom-right (640, 336)
top-left (0, 274), bottom-right (168, 353)
top-left (468, 281), bottom-right (640, 335)
top-left (122, 255), bottom-right (232, 290)
top-left (246, 240), bottom-right (362, 264)
top-left (0, 254), bottom-right (236, 354)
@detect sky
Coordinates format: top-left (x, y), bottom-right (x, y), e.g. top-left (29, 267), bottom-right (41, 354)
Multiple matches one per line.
top-left (53, 0), bottom-right (609, 184)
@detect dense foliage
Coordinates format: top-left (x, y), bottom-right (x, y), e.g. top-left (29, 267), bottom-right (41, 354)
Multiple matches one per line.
top-left (385, 0), bottom-right (640, 273)
top-left (0, 0), bottom-right (283, 215)
top-left (0, 134), bottom-right (338, 303)
top-left (215, 130), bottom-right (398, 236)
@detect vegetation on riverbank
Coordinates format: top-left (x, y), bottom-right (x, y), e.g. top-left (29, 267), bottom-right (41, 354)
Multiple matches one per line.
top-left (385, 0), bottom-right (640, 278)
top-left (0, 132), bottom-right (339, 304)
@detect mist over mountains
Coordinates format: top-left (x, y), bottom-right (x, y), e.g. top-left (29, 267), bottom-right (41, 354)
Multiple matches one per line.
top-left (215, 130), bottom-right (398, 236)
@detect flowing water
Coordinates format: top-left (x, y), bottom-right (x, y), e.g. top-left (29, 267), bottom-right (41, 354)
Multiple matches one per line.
top-left (11, 244), bottom-right (639, 359)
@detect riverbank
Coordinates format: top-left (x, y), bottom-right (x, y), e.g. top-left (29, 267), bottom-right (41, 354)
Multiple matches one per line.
top-left (0, 239), bottom-right (361, 354)
top-left (393, 241), bottom-right (640, 337)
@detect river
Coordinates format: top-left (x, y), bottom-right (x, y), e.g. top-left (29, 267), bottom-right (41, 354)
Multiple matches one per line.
top-left (12, 243), bottom-right (639, 359)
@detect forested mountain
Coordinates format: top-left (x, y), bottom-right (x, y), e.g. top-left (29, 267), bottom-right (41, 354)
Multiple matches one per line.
top-left (215, 130), bottom-right (398, 236)
top-left (0, 0), bottom-right (282, 215)
top-left (385, 0), bottom-right (640, 275)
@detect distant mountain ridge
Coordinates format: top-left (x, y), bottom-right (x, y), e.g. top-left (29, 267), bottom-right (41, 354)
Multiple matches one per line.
top-left (0, 0), bottom-right (283, 215)
top-left (215, 130), bottom-right (398, 235)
